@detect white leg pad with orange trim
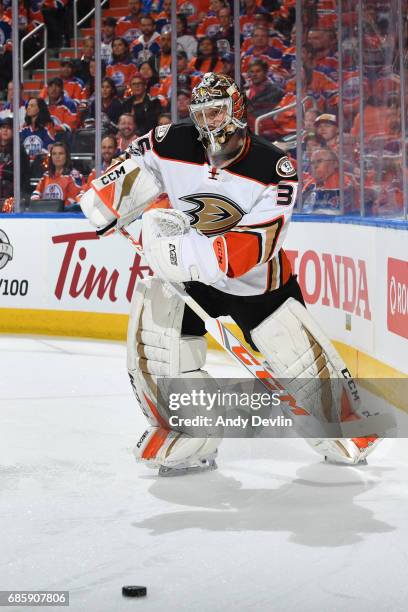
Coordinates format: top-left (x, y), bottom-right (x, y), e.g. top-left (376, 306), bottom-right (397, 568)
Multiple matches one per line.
top-left (250, 298), bottom-right (382, 464)
top-left (127, 277), bottom-right (221, 468)
top-left (134, 426), bottom-right (219, 469)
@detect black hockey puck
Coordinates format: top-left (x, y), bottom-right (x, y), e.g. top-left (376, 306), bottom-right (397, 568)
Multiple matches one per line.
top-left (122, 585), bottom-right (147, 598)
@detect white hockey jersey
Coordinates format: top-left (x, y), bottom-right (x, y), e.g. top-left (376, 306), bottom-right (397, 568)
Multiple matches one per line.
top-left (126, 123), bottom-right (298, 296)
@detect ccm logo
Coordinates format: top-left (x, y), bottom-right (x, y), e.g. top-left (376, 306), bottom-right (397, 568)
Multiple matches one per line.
top-left (101, 165), bottom-right (126, 185)
top-left (136, 430), bottom-right (149, 448)
top-left (169, 243), bottom-right (178, 265)
top-left (341, 367), bottom-right (360, 401)
top-left (213, 236), bottom-right (227, 273)
top-left (387, 257), bottom-right (408, 339)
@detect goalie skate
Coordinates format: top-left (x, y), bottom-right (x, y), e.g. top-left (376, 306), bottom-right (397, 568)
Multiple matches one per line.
top-left (158, 452), bottom-right (218, 477)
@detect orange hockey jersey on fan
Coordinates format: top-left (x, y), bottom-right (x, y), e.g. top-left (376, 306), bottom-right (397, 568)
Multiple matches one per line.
top-left (156, 73), bottom-right (201, 99)
top-left (40, 80), bottom-right (84, 104)
top-left (116, 16), bottom-right (143, 43)
top-left (106, 60), bottom-right (139, 89)
top-left (265, 92), bottom-right (296, 137)
top-left (196, 16), bottom-right (219, 39)
top-left (286, 70), bottom-right (338, 112)
top-left (241, 52), bottom-right (283, 76)
top-left (46, 96), bottom-right (79, 133)
top-left (188, 56), bottom-right (224, 75)
top-left (31, 172), bottom-right (81, 207)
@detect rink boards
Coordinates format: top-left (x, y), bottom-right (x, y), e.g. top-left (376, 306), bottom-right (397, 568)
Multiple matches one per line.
top-left (0, 215), bottom-right (407, 381)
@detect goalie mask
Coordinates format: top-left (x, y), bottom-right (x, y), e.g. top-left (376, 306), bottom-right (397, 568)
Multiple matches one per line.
top-left (189, 72), bottom-right (247, 168)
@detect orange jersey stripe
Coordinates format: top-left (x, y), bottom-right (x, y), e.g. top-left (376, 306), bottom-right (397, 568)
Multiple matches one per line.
top-left (224, 231), bottom-right (262, 278)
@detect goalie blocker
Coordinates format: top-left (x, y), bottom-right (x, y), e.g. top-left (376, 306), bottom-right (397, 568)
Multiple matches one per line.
top-left (80, 157), bottom-right (161, 235)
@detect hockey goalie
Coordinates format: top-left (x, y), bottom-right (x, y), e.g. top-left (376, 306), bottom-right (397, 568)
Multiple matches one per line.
top-left (80, 72), bottom-right (383, 476)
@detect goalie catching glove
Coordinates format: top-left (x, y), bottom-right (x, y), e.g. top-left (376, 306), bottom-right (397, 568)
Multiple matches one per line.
top-left (142, 208), bottom-right (228, 285)
top-left (79, 157), bottom-right (161, 235)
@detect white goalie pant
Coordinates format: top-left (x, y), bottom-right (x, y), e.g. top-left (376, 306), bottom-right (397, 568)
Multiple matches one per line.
top-left (127, 277), bottom-right (220, 468)
top-left (251, 298), bottom-right (383, 464)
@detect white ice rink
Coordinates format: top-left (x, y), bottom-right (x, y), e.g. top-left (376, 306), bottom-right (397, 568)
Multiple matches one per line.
top-left (1, 335), bottom-right (408, 612)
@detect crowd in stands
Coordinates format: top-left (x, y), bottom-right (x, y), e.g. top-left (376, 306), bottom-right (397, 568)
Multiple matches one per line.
top-left (0, 0), bottom-right (406, 217)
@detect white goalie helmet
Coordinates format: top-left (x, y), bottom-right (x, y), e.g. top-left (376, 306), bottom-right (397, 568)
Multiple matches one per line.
top-left (189, 72), bottom-right (247, 167)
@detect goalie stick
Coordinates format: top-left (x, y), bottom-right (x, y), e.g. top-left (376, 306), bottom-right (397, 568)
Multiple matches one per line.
top-left (117, 226), bottom-right (393, 440)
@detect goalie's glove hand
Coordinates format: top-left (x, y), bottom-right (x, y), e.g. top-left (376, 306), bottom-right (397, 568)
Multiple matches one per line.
top-left (142, 209), bottom-right (228, 285)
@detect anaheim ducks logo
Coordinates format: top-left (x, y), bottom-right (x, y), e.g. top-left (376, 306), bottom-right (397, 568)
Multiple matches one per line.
top-left (179, 193), bottom-right (245, 236)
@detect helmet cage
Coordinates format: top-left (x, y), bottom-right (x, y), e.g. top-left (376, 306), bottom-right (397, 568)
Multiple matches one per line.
top-left (189, 96), bottom-right (246, 152)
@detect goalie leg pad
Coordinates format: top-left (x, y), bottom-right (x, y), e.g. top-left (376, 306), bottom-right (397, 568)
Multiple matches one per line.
top-left (250, 297), bottom-right (382, 464)
top-left (305, 437), bottom-right (382, 465)
top-left (134, 426), bottom-right (220, 469)
top-left (128, 277), bottom-right (221, 466)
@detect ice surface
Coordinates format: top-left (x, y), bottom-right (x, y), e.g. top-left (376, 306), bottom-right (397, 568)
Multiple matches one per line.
top-left (1, 336), bottom-right (408, 612)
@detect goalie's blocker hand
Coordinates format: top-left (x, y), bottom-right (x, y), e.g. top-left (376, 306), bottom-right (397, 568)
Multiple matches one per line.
top-left (79, 157), bottom-right (161, 235)
top-left (142, 209), bottom-right (228, 285)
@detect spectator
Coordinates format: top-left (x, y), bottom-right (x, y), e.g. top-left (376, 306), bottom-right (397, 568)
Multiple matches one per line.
top-left (0, 117), bottom-right (30, 199)
top-left (177, 0), bottom-right (207, 28)
top-left (116, 113), bottom-right (138, 152)
top-left (155, 51), bottom-right (200, 102)
top-left (350, 95), bottom-right (393, 140)
top-left (0, 40), bottom-right (11, 92)
top-left (176, 13), bottom-right (197, 60)
top-left (44, 77), bottom-right (79, 134)
top-left (315, 113), bottom-right (339, 152)
top-left (303, 148), bottom-right (355, 213)
top-left (79, 59), bottom-right (96, 111)
top-left (85, 134), bottom-right (118, 188)
top-left (88, 77), bottom-right (123, 127)
top-left (241, 26), bottom-right (283, 75)
top-left (158, 25), bottom-right (172, 79)
top-left (20, 97), bottom-right (56, 160)
top-left (74, 36), bottom-right (96, 85)
top-left (121, 75), bottom-right (161, 135)
top-left (220, 52), bottom-right (235, 78)
top-left (138, 59), bottom-right (160, 92)
top-left (155, 0), bottom-right (171, 33)
top-left (116, 0), bottom-right (143, 43)
top-left (31, 142), bottom-right (82, 210)
top-left (189, 36), bottom-right (223, 75)
top-left (0, 0), bottom-right (11, 47)
top-left (40, 59), bottom-right (84, 104)
top-left (245, 59), bottom-right (284, 132)
top-left (196, 0), bottom-right (228, 39)
top-left (157, 112), bottom-right (171, 126)
top-left (211, 5), bottom-right (236, 54)
top-left (41, 0), bottom-right (70, 49)
top-left (176, 89), bottom-right (192, 124)
top-left (101, 17), bottom-right (117, 64)
top-left (306, 28), bottom-right (338, 76)
top-left (304, 108), bottom-right (319, 131)
top-left (106, 37), bottom-right (138, 94)
top-left (0, 82), bottom-right (26, 127)
top-left (131, 15), bottom-right (161, 66)
top-left (302, 131), bottom-right (325, 173)
top-left (240, 0), bottom-right (270, 40)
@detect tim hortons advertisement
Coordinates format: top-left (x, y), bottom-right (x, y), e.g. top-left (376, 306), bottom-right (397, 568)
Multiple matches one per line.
top-left (0, 218), bottom-right (407, 373)
top-left (0, 218), bottom-right (148, 313)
